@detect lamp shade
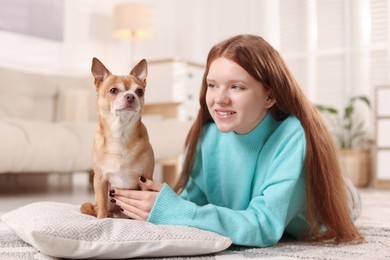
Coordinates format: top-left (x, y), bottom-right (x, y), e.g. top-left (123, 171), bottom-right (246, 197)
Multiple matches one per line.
top-left (112, 3), bottom-right (154, 40)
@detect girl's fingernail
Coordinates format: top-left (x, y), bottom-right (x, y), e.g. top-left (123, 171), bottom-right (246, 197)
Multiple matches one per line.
top-left (109, 189), bottom-right (115, 197)
top-left (119, 207), bottom-right (124, 212)
top-left (139, 176), bottom-right (146, 183)
top-left (110, 198), bottom-right (116, 203)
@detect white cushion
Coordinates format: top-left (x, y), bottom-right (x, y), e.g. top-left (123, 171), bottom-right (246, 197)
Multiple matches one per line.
top-left (0, 95), bottom-right (35, 119)
top-left (58, 121), bottom-right (96, 170)
top-left (0, 66), bottom-right (91, 122)
top-left (55, 85), bottom-right (97, 122)
top-left (0, 121), bottom-right (28, 172)
top-left (0, 67), bottom-right (58, 121)
top-left (0, 119), bottom-right (96, 173)
top-left (1, 202), bottom-right (232, 259)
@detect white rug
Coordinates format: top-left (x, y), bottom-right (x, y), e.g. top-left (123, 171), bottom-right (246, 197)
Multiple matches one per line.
top-left (1, 189), bottom-right (389, 259)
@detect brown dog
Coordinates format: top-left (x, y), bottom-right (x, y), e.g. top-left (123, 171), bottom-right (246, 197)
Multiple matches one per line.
top-left (81, 58), bottom-right (154, 218)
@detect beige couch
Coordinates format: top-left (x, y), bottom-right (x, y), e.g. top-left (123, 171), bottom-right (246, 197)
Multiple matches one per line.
top-left (0, 67), bottom-right (191, 185)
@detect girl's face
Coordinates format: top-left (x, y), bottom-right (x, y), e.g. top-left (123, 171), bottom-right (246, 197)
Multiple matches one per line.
top-left (206, 57), bottom-right (275, 134)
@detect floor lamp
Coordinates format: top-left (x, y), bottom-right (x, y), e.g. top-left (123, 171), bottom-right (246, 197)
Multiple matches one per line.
top-left (112, 3), bottom-right (154, 66)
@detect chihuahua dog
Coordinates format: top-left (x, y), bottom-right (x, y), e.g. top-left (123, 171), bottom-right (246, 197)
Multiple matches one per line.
top-left (81, 58), bottom-right (154, 218)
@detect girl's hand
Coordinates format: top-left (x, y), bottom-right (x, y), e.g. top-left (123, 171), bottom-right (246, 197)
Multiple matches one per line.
top-left (110, 176), bottom-right (164, 221)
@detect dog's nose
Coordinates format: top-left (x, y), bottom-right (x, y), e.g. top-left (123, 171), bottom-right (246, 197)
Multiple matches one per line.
top-left (125, 94), bottom-right (135, 103)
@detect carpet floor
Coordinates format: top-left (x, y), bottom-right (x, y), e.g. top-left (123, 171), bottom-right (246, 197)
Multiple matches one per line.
top-left (0, 188), bottom-right (389, 259)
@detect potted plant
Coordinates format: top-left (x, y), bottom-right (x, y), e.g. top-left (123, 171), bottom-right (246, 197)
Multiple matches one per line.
top-left (317, 96), bottom-right (372, 187)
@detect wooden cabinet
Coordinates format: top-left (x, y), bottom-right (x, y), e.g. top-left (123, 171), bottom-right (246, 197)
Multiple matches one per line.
top-left (375, 86), bottom-right (390, 188)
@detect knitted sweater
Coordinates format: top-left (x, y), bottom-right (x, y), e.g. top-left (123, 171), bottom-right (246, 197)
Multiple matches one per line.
top-left (147, 112), bottom-right (307, 247)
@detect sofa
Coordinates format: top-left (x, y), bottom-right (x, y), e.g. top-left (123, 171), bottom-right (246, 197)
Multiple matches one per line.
top-left (0, 66), bottom-right (191, 186)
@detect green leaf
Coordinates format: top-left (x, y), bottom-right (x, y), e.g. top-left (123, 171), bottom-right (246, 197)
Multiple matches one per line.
top-left (316, 105), bottom-right (338, 114)
top-left (354, 96), bottom-right (371, 108)
top-left (315, 95), bottom-right (371, 148)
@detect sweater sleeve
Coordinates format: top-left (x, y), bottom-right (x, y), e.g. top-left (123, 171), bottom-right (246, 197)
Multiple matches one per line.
top-left (147, 119), bottom-right (307, 247)
top-left (148, 177), bottom-right (305, 247)
top-left (179, 176), bottom-right (208, 206)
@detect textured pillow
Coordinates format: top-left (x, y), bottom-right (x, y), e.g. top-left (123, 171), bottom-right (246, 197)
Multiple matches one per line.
top-left (1, 202), bottom-right (232, 259)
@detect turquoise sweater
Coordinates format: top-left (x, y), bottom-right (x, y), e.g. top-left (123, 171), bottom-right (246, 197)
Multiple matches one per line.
top-left (147, 112), bottom-right (308, 247)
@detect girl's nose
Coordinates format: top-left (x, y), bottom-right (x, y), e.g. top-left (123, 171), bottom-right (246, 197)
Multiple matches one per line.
top-left (215, 90), bottom-right (230, 105)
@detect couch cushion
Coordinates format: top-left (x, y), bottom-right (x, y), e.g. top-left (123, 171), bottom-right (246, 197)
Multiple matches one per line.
top-left (0, 95), bottom-right (36, 120)
top-left (0, 67), bottom-right (58, 121)
top-left (0, 119), bottom-right (96, 173)
top-left (0, 67), bottom-right (95, 122)
top-left (58, 121), bottom-right (97, 170)
top-left (55, 84), bottom-right (97, 122)
top-left (0, 106), bottom-right (7, 118)
top-left (0, 121), bottom-right (28, 172)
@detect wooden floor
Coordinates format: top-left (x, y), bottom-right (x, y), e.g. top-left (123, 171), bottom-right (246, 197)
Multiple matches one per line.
top-left (0, 172), bottom-right (94, 213)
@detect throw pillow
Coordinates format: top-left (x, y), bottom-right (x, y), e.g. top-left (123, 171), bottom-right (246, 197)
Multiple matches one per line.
top-left (1, 201), bottom-right (232, 259)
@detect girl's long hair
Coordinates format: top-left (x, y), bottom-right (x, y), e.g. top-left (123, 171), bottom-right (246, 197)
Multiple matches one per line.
top-left (174, 34), bottom-right (363, 243)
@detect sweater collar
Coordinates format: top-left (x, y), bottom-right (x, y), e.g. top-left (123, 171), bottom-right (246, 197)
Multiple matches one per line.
top-left (231, 112), bottom-right (280, 149)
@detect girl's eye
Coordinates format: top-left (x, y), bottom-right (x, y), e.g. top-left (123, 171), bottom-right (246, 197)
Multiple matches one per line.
top-left (109, 88), bottom-right (119, 94)
top-left (232, 85), bottom-right (244, 90)
top-left (135, 88), bottom-right (144, 97)
top-left (207, 83), bottom-right (215, 88)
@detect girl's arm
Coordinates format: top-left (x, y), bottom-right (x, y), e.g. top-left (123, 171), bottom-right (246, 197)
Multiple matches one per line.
top-left (147, 175), bottom-right (305, 247)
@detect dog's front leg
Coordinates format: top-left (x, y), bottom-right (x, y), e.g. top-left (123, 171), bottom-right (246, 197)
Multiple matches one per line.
top-left (94, 173), bottom-right (109, 218)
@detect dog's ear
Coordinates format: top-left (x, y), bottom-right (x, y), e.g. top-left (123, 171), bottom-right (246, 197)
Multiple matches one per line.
top-left (130, 59), bottom-right (147, 87)
top-left (91, 58), bottom-right (111, 88)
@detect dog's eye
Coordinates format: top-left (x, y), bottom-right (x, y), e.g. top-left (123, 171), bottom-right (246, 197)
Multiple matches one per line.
top-left (109, 88), bottom-right (118, 94)
top-left (135, 88), bottom-right (144, 97)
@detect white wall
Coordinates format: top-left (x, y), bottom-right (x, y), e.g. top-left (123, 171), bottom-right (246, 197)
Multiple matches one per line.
top-left (0, 0), bottom-right (270, 76)
top-left (1, 0), bottom-right (389, 112)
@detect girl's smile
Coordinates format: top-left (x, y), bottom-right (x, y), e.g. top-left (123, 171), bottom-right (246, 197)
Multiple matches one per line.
top-left (215, 109), bottom-right (236, 119)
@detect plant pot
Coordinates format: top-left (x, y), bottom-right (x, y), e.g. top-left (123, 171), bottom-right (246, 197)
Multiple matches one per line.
top-left (339, 149), bottom-right (371, 187)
